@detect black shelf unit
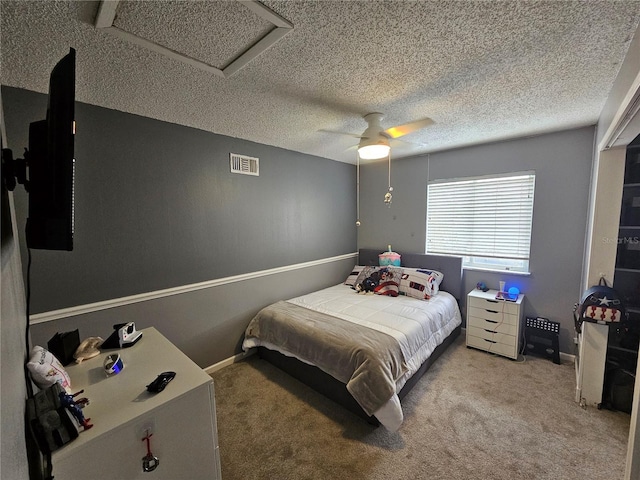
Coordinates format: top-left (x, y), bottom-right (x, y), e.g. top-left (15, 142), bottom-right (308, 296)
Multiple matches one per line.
top-left (614, 140), bottom-right (640, 313)
top-left (608, 139), bottom-right (640, 413)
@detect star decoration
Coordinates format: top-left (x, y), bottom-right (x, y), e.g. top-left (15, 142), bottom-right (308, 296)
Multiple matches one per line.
top-left (599, 296), bottom-right (612, 306)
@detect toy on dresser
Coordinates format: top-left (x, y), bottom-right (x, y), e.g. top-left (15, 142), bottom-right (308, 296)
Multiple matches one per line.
top-left (59, 390), bottom-right (93, 430)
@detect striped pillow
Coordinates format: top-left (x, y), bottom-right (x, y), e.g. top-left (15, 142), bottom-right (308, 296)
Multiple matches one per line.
top-left (344, 265), bottom-right (366, 287)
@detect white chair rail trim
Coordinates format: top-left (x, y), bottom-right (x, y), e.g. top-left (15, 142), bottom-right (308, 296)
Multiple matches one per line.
top-left (30, 252), bottom-right (357, 324)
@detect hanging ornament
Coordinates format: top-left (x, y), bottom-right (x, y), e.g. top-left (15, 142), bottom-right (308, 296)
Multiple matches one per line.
top-left (141, 430), bottom-right (159, 472)
top-left (384, 152), bottom-right (393, 206)
top-left (356, 151), bottom-right (361, 226)
top-left (384, 186), bottom-right (393, 205)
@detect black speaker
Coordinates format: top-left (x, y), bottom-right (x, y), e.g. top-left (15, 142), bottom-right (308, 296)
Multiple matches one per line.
top-left (47, 330), bottom-right (80, 366)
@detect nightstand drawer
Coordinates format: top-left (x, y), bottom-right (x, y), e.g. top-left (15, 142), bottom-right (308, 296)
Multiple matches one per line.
top-left (468, 295), bottom-right (520, 315)
top-left (467, 325), bottom-right (516, 345)
top-left (468, 306), bottom-right (519, 326)
top-left (466, 334), bottom-right (517, 358)
top-left (467, 316), bottom-right (518, 336)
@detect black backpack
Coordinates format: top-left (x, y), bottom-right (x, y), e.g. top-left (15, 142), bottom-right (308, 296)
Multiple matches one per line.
top-left (574, 277), bottom-right (626, 333)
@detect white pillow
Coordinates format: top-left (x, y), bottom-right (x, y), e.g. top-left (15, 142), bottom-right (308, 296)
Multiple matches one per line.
top-left (398, 267), bottom-right (444, 300)
top-left (27, 345), bottom-right (72, 392)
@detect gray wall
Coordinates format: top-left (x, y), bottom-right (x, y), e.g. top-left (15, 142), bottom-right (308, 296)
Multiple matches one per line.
top-left (3, 86), bottom-right (357, 367)
top-left (358, 127), bottom-right (595, 353)
top-left (1, 183), bottom-right (30, 479)
top-left (4, 86), bottom-right (356, 313)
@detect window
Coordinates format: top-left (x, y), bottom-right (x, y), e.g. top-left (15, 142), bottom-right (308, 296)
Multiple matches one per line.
top-left (426, 172), bottom-right (535, 273)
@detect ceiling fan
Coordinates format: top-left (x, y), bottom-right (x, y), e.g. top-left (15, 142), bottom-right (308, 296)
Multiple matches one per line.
top-left (324, 112), bottom-right (434, 160)
top-left (325, 113), bottom-right (435, 225)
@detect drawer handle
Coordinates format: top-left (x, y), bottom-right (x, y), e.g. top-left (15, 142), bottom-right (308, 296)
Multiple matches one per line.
top-left (486, 299), bottom-right (499, 304)
top-left (484, 339), bottom-right (497, 344)
top-left (484, 329), bottom-right (496, 333)
top-left (485, 309), bottom-right (499, 314)
top-left (484, 319), bottom-right (498, 324)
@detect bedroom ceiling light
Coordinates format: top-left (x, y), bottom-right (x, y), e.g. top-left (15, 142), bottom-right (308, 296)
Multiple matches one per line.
top-left (357, 113), bottom-right (391, 160)
top-left (357, 140), bottom-right (390, 160)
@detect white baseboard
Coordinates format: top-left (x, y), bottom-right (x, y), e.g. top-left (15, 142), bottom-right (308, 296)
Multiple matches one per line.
top-left (204, 348), bottom-right (256, 375)
top-left (560, 352), bottom-right (576, 365)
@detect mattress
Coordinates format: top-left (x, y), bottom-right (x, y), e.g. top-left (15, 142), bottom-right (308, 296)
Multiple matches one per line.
top-left (242, 284), bottom-right (462, 430)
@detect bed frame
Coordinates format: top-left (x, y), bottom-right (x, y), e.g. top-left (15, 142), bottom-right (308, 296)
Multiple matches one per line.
top-left (258, 248), bottom-right (463, 425)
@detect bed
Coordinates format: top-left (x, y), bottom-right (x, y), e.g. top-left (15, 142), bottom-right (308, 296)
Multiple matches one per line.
top-left (242, 248), bottom-right (463, 430)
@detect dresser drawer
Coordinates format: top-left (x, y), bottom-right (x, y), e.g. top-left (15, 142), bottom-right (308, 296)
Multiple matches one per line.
top-left (467, 315), bottom-right (518, 336)
top-left (468, 295), bottom-right (520, 315)
top-left (468, 306), bottom-right (519, 326)
top-left (467, 325), bottom-right (516, 345)
top-left (466, 333), bottom-right (517, 359)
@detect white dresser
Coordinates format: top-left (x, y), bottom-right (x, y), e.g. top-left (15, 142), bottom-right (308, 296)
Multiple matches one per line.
top-left (466, 289), bottom-right (525, 360)
top-left (52, 327), bottom-right (222, 480)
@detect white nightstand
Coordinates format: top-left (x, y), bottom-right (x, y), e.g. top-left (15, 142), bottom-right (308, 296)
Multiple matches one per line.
top-left (466, 289), bottom-right (525, 360)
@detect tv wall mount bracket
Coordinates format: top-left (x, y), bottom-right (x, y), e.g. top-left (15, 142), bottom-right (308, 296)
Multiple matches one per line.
top-left (1, 147), bottom-right (30, 192)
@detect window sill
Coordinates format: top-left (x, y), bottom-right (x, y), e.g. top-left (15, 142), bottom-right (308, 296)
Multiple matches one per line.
top-left (463, 266), bottom-right (531, 276)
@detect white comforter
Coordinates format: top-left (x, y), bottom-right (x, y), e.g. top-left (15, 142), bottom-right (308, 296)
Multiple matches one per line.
top-left (244, 284), bottom-right (462, 430)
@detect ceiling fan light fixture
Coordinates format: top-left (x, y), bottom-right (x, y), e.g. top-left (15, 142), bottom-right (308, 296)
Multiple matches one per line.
top-left (358, 142), bottom-right (390, 160)
top-left (357, 112), bottom-right (391, 160)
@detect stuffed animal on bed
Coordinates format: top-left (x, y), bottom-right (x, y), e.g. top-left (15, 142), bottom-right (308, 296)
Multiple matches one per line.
top-left (354, 267), bottom-right (400, 296)
top-left (355, 270), bottom-right (382, 293)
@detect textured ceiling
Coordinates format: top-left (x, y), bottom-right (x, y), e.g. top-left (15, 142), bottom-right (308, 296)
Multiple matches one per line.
top-left (1, 0), bottom-right (640, 164)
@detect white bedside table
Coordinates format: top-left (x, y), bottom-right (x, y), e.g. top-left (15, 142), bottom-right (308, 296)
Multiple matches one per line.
top-left (466, 289), bottom-right (525, 360)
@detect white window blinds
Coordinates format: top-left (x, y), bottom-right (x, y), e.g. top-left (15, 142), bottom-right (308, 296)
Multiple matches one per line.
top-left (426, 172), bottom-right (535, 269)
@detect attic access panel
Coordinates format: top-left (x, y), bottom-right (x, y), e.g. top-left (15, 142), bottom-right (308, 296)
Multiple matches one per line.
top-left (94, 0), bottom-right (293, 77)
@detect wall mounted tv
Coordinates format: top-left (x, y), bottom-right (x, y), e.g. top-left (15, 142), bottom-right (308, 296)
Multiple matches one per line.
top-left (2, 47), bottom-right (76, 251)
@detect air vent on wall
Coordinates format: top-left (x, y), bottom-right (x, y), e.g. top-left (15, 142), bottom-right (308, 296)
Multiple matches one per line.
top-left (230, 153), bottom-right (259, 176)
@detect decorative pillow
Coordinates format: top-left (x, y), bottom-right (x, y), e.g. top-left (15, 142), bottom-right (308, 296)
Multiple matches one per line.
top-left (427, 268), bottom-right (445, 288)
top-left (27, 345), bottom-right (72, 392)
top-left (398, 268), bottom-right (444, 300)
top-left (344, 265), bottom-right (366, 287)
top-left (353, 266), bottom-right (379, 292)
top-left (354, 266), bottom-right (402, 296)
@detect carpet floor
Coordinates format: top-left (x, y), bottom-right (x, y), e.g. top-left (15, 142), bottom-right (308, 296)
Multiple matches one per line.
top-left (210, 335), bottom-right (630, 480)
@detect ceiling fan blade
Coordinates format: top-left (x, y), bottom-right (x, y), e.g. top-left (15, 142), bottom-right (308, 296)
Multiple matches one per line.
top-left (384, 117), bottom-right (434, 139)
top-left (390, 137), bottom-right (426, 148)
top-left (318, 129), bottom-right (363, 138)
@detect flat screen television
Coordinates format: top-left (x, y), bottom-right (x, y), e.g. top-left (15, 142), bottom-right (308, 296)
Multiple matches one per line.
top-left (24, 47), bottom-right (76, 251)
